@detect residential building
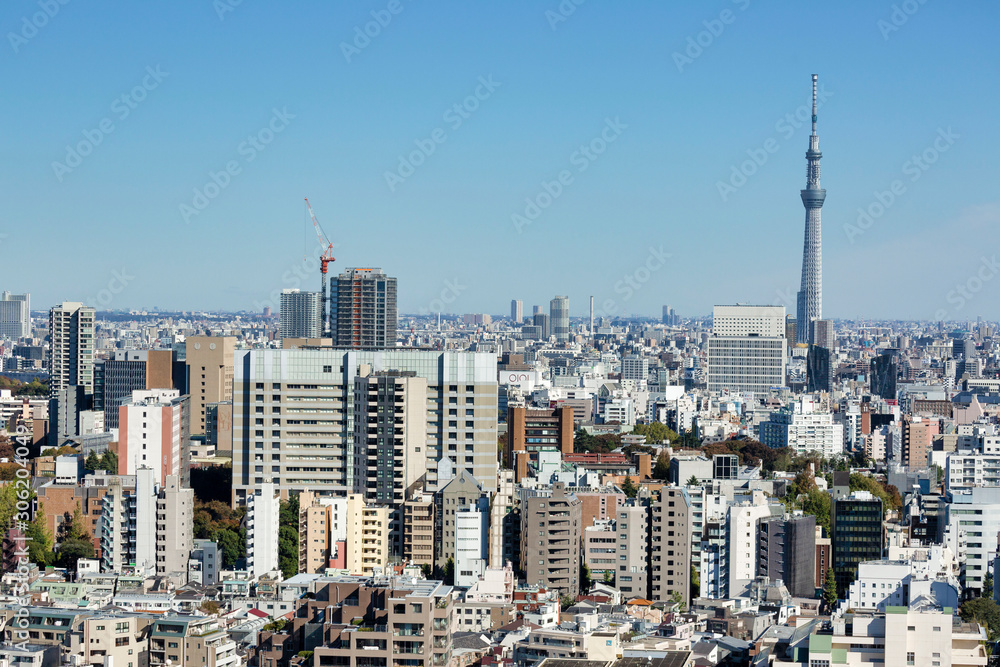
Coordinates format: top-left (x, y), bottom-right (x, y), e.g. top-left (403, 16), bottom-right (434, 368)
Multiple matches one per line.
top-left (521, 483), bottom-right (582, 597)
top-left (344, 493), bottom-right (390, 575)
top-left (149, 615), bottom-right (239, 667)
top-left (185, 336), bottom-right (235, 436)
top-left (93, 349), bottom-right (174, 430)
top-left (583, 519), bottom-right (617, 582)
top-left (329, 267), bottom-right (397, 349)
top-left (550, 296), bottom-right (569, 343)
top-left (759, 396), bottom-right (844, 458)
top-left (455, 499), bottom-right (489, 587)
top-left (81, 613), bottom-right (155, 667)
top-left (279, 289), bottom-right (322, 340)
top-left (506, 405), bottom-right (574, 482)
top-left (189, 539), bottom-right (221, 585)
top-left (621, 355), bottom-right (649, 383)
top-left (436, 470), bottom-right (486, 570)
top-left (48, 301), bottom-right (96, 394)
top-left (232, 348), bottom-right (498, 504)
top-left (401, 492), bottom-right (435, 567)
top-left (247, 483), bottom-right (280, 579)
top-left (757, 514), bottom-right (816, 598)
top-left (617, 502), bottom-right (651, 598)
top-left (650, 486), bottom-right (692, 609)
top-left (117, 389), bottom-right (189, 487)
top-left (511, 299), bottom-right (523, 322)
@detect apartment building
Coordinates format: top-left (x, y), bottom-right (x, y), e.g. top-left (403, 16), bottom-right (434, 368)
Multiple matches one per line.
top-left (329, 267), bottom-right (398, 350)
top-left (149, 615), bottom-right (239, 667)
top-left (521, 483), bottom-right (582, 598)
top-left (757, 514), bottom-right (817, 598)
top-left (650, 487), bottom-right (692, 609)
top-left (248, 483), bottom-right (280, 579)
top-left (232, 348), bottom-right (498, 505)
top-left (80, 613), bottom-right (155, 667)
top-left (118, 389), bottom-right (189, 486)
top-left (402, 492), bottom-right (435, 567)
top-left (93, 349), bottom-right (175, 430)
top-left (48, 302), bottom-right (96, 395)
top-left (436, 470), bottom-right (486, 570)
top-left (506, 405), bottom-right (574, 482)
top-left (344, 494), bottom-right (390, 576)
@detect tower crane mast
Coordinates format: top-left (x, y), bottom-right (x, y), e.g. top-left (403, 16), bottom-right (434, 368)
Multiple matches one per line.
top-left (305, 197), bottom-right (336, 337)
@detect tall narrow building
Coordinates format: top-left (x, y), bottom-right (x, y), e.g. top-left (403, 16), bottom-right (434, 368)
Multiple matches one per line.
top-left (329, 268), bottom-right (397, 349)
top-left (48, 301), bottom-right (96, 395)
top-left (279, 289), bottom-right (322, 340)
top-left (796, 74), bottom-right (826, 344)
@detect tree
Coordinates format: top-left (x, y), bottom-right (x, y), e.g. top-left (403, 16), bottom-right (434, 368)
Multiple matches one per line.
top-left (651, 453), bottom-right (671, 481)
top-left (961, 597), bottom-right (1000, 641)
top-left (669, 590), bottom-right (686, 612)
top-left (620, 477), bottom-right (638, 499)
top-left (217, 528), bottom-right (244, 570)
top-left (84, 451), bottom-right (100, 472)
top-left (802, 489), bottom-right (831, 536)
top-left (580, 563), bottom-right (592, 594)
top-left (444, 558), bottom-right (455, 586)
top-left (603, 570), bottom-right (613, 585)
top-left (559, 594), bottom-right (576, 610)
top-left (421, 563), bottom-right (433, 579)
top-left (200, 600), bottom-right (221, 615)
top-left (823, 567), bottom-right (838, 609)
top-left (793, 470), bottom-right (818, 495)
top-left (99, 449), bottom-right (118, 474)
top-left (26, 503), bottom-right (54, 567)
top-left (278, 525), bottom-right (298, 579)
top-left (686, 475), bottom-right (699, 487)
top-left (191, 464), bottom-right (233, 504)
top-left (631, 422), bottom-right (678, 444)
top-left (690, 564), bottom-right (700, 601)
top-left (986, 573), bottom-right (995, 600)
top-left (66, 504), bottom-right (90, 541)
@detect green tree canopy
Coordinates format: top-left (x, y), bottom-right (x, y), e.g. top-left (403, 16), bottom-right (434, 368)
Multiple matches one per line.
top-left (823, 567), bottom-right (838, 608)
top-left (960, 597), bottom-right (1000, 641)
top-left (631, 422), bottom-right (678, 444)
top-left (620, 477), bottom-right (638, 499)
top-left (652, 453), bottom-right (671, 481)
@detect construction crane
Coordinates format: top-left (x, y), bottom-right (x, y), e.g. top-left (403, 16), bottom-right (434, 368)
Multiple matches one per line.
top-left (304, 197), bottom-right (336, 337)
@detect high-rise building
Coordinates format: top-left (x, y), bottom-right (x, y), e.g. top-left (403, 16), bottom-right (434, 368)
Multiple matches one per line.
top-left (871, 349), bottom-right (899, 400)
top-left (100, 468), bottom-right (192, 578)
top-left (436, 469), bottom-right (487, 569)
top-left (807, 345), bottom-right (833, 392)
top-left (650, 487), bottom-right (692, 609)
top-left (48, 301), bottom-right (96, 395)
top-left (510, 299), bottom-right (523, 322)
top-left (117, 389), bottom-right (190, 487)
top-left (402, 492), bottom-right (435, 568)
top-left (329, 268), bottom-right (397, 349)
top-left (707, 305), bottom-right (787, 394)
top-left (831, 491), bottom-right (883, 596)
top-left (232, 348), bottom-right (498, 504)
top-left (661, 305), bottom-right (679, 326)
top-left (247, 483), bottom-right (280, 579)
top-left (455, 499), bottom-right (490, 587)
top-left (0, 292), bottom-right (30, 340)
top-left (550, 296), bottom-right (569, 342)
top-left (616, 502), bottom-right (651, 598)
top-left (759, 396), bottom-right (844, 458)
top-left (532, 305), bottom-right (542, 316)
top-left (622, 355), bottom-right (649, 383)
top-left (279, 289), bottom-right (322, 340)
top-left (94, 350), bottom-right (174, 430)
top-left (506, 405), bottom-right (574, 482)
top-left (185, 336), bottom-right (235, 436)
top-left (757, 514), bottom-right (816, 598)
top-left (298, 491), bottom-right (346, 574)
top-left (811, 319), bottom-right (834, 350)
top-left (521, 483), bottom-right (582, 597)
top-left (344, 493), bottom-right (390, 575)
top-left (796, 75), bottom-right (826, 344)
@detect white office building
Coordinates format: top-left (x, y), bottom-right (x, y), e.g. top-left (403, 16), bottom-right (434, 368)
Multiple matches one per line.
top-left (707, 305), bottom-right (787, 395)
top-left (0, 292), bottom-right (30, 340)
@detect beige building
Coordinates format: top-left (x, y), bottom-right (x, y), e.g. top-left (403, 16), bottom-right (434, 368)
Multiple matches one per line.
top-left (402, 492), bottom-right (435, 566)
top-left (521, 483), bottom-right (582, 598)
top-left (48, 301), bottom-right (96, 394)
top-left (81, 613), bottom-right (155, 667)
top-left (185, 336), bottom-right (235, 436)
top-left (149, 615), bottom-right (239, 667)
top-left (345, 493), bottom-right (390, 576)
top-left (298, 491), bottom-right (339, 574)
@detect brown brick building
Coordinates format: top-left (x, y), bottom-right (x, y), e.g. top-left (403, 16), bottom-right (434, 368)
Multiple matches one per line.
top-left (507, 406), bottom-right (575, 482)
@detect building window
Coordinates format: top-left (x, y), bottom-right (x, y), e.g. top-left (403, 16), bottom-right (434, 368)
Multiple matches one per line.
top-left (907, 653), bottom-right (914, 666)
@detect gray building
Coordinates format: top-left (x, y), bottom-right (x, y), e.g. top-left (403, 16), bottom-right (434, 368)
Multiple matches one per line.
top-left (616, 502), bottom-right (650, 599)
top-left (232, 348), bottom-right (499, 505)
top-left (521, 483), bottom-right (582, 597)
top-left (330, 268), bottom-right (397, 349)
top-left (757, 514), bottom-right (816, 598)
top-left (511, 299), bottom-right (523, 323)
top-left (48, 302), bottom-right (95, 395)
top-left (279, 289), bottom-right (322, 340)
top-left (533, 312), bottom-right (550, 340)
top-left (436, 469), bottom-right (486, 569)
top-left (49, 385), bottom-right (85, 447)
top-left (650, 487), bottom-right (692, 608)
top-left (0, 291), bottom-right (30, 340)
top-left (550, 296), bottom-right (569, 343)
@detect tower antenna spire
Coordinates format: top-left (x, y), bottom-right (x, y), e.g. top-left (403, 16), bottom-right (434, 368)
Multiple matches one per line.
top-left (811, 73), bottom-right (818, 135)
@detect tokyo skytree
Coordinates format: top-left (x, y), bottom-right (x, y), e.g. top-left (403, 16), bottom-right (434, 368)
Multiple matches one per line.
top-left (796, 74), bottom-right (826, 345)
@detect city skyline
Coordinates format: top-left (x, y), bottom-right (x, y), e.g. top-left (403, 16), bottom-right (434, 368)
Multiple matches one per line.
top-left (4, 2), bottom-right (998, 319)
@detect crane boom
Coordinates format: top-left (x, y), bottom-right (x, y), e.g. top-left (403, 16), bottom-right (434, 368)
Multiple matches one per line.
top-left (304, 197), bottom-right (336, 336)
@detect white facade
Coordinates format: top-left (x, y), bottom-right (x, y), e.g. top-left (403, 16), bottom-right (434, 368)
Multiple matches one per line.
top-left (621, 356), bottom-right (649, 383)
top-left (119, 389), bottom-right (184, 485)
top-left (759, 396), bottom-right (844, 458)
top-left (944, 486), bottom-right (1000, 596)
top-left (728, 501), bottom-right (772, 598)
top-left (712, 305), bottom-right (786, 337)
top-left (455, 501), bottom-right (488, 588)
top-left (247, 483), bottom-right (280, 579)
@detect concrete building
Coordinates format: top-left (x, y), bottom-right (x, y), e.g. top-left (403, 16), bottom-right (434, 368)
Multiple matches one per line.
top-left (247, 483), bottom-right (280, 579)
top-left (148, 615), bottom-right (239, 667)
top-left (757, 514), bottom-right (816, 598)
top-left (511, 299), bottom-right (523, 322)
top-left (583, 519), bottom-right (617, 582)
top-left (156, 476), bottom-right (194, 579)
top-left (455, 499), bottom-right (489, 587)
top-left (48, 302), bottom-right (96, 395)
top-left (506, 405), bottom-right (574, 482)
top-left (329, 267), bottom-right (397, 349)
top-left (0, 291), bottom-right (30, 340)
top-left (617, 502), bottom-right (651, 598)
top-left (944, 486), bottom-right (1000, 597)
top-left (185, 336), bottom-right (235, 437)
top-left (117, 389), bottom-right (189, 487)
top-left (707, 305), bottom-right (787, 395)
top-left (759, 396), bottom-right (844, 458)
top-left (344, 493), bottom-right (390, 575)
top-left (93, 349), bottom-right (174, 430)
top-left (831, 491), bottom-right (884, 597)
top-left (902, 417), bottom-right (939, 470)
top-left (550, 296), bottom-right (569, 343)
top-left (81, 613), bottom-right (155, 667)
top-left (436, 469), bottom-right (486, 570)
top-left (650, 487), bottom-right (692, 609)
top-left (402, 492), bottom-right (435, 567)
top-left (232, 348), bottom-right (498, 504)
top-left (297, 491), bottom-right (346, 574)
top-left (727, 501), bottom-right (773, 598)
top-left (279, 289), bottom-right (322, 340)
top-left (622, 355), bottom-right (650, 383)
top-left (189, 538), bottom-right (221, 585)
top-left (521, 483), bottom-right (582, 597)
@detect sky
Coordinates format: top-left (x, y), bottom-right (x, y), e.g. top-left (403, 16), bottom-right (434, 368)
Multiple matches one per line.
top-left (3, 1), bottom-right (999, 321)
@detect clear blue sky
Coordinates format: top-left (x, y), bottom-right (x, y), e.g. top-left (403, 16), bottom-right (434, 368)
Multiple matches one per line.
top-left (3, 1), bottom-right (998, 321)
